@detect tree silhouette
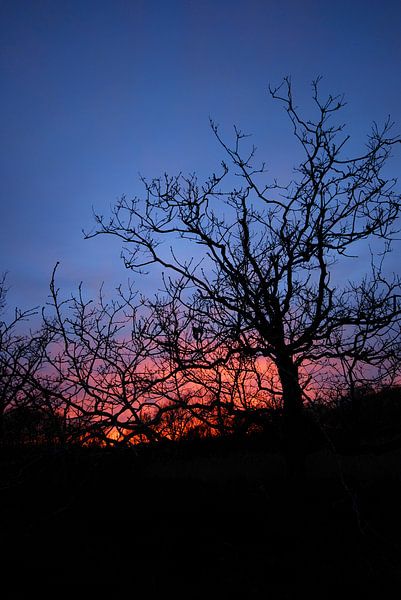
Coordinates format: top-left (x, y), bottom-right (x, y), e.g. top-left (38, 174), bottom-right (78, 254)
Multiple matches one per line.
top-left (41, 265), bottom-right (277, 445)
top-left (88, 79), bottom-right (401, 473)
top-left (0, 274), bottom-right (50, 444)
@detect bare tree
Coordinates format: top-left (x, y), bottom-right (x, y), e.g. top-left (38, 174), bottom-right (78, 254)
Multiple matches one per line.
top-left (0, 274), bottom-right (50, 444)
top-left (42, 265), bottom-right (223, 445)
top-left (40, 265), bottom-right (281, 446)
top-left (87, 79), bottom-right (401, 473)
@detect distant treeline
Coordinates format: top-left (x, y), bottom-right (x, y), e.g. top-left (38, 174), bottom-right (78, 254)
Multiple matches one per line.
top-left (2, 386), bottom-right (401, 455)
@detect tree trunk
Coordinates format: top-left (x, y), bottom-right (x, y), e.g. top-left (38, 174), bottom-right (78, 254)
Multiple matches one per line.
top-left (349, 379), bottom-right (362, 446)
top-left (277, 354), bottom-right (305, 479)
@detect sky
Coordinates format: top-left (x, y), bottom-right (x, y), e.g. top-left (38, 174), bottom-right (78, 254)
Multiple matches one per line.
top-left (1, 0), bottom-right (401, 318)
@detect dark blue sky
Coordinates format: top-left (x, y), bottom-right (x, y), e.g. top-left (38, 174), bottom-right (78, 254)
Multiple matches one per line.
top-left (1, 0), bottom-right (401, 314)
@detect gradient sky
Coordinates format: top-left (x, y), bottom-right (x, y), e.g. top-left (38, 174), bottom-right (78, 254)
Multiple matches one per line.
top-left (1, 0), bottom-right (401, 317)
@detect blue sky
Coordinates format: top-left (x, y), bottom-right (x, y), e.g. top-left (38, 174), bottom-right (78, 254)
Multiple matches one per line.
top-left (1, 0), bottom-right (401, 315)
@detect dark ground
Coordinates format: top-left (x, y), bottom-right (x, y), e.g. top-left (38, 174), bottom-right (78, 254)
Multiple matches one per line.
top-left (1, 435), bottom-right (401, 598)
